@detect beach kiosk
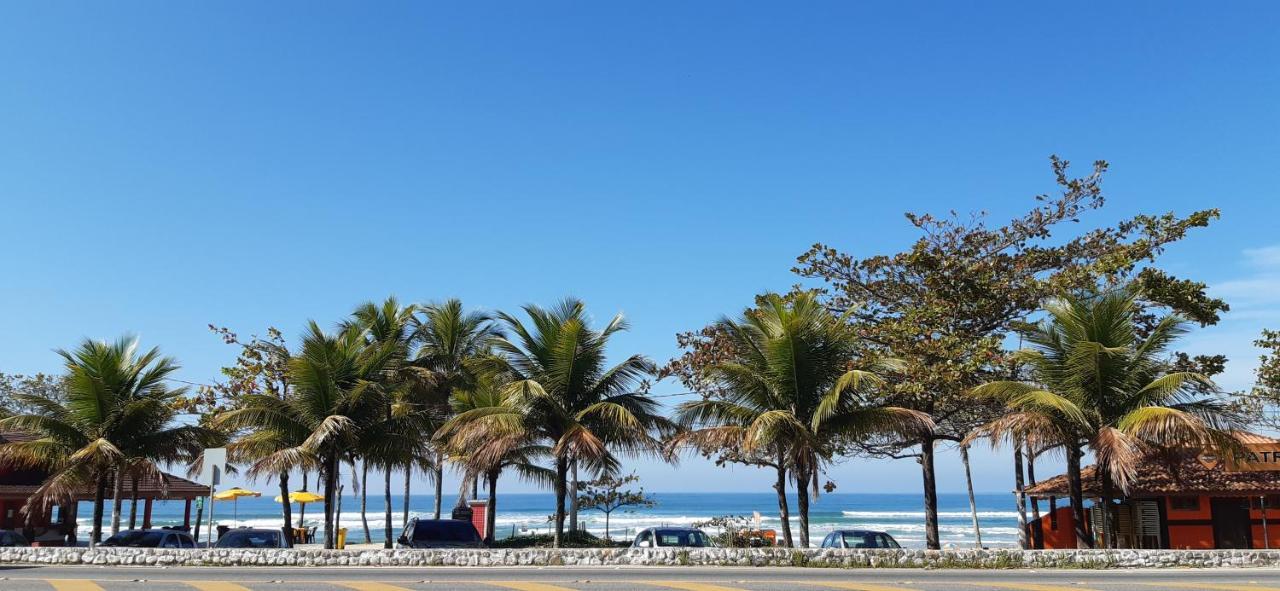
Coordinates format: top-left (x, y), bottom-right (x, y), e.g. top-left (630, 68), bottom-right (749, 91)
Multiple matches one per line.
top-left (1023, 431), bottom-right (1280, 550)
top-left (0, 430), bottom-right (207, 545)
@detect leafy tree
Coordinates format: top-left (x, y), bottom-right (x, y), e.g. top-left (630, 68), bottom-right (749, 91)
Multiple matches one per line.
top-left (0, 337), bottom-right (217, 545)
top-left (0, 373), bottom-right (67, 418)
top-left (1243, 329), bottom-right (1280, 432)
top-left (672, 292), bottom-right (932, 547)
top-left (203, 325), bottom-right (298, 545)
top-left (777, 156), bottom-right (1225, 548)
top-left (971, 288), bottom-right (1239, 548)
top-left (576, 472), bottom-right (655, 541)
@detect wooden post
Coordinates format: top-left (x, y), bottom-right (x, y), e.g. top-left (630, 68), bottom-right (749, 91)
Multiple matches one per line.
top-left (143, 498), bottom-right (153, 529)
top-left (184, 499), bottom-right (192, 529)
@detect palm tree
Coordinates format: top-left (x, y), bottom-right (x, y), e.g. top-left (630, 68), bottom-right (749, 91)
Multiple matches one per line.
top-left (0, 337), bottom-right (217, 545)
top-left (409, 299), bottom-right (500, 519)
top-left (438, 373), bottom-right (555, 543)
top-left (344, 297), bottom-right (419, 548)
top-left (217, 322), bottom-right (394, 548)
top-left (672, 292), bottom-right (933, 547)
top-left (971, 288), bottom-right (1238, 548)
top-left (465, 298), bottom-right (676, 547)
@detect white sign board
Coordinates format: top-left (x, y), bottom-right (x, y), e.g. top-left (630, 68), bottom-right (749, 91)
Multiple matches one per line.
top-left (200, 447), bottom-right (226, 487)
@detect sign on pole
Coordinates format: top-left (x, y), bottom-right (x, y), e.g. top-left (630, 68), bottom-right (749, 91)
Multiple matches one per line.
top-left (200, 448), bottom-right (226, 486)
top-left (200, 448), bottom-right (226, 548)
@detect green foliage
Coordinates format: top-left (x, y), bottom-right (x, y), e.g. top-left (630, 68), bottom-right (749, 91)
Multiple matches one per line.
top-left (455, 298), bottom-right (675, 545)
top-left (577, 472), bottom-right (654, 514)
top-left (1244, 328), bottom-right (1280, 432)
top-left (0, 336), bottom-right (219, 541)
top-left (671, 292), bottom-right (931, 547)
top-left (0, 373), bottom-right (67, 418)
top-left (490, 529), bottom-right (625, 548)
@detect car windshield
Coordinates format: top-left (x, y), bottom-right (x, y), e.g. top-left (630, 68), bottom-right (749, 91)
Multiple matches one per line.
top-left (842, 532), bottom-right (892, 548)
top-left (654, 529), bottom-right (710, 547)
top-left (104, 531), bottom-right (166, 547)
top-left (218, 531), bottom-right (280, 548)
top-left (412, 521), bottom-right (479, 542)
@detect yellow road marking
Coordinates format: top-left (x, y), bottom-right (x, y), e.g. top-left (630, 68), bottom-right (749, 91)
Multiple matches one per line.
top-left (181, 582), bottom-right (255, 591)
top-left (1145, 584), bottom-right (1280, 591)
top-left (335, 583), bottom-right (420, 591)
top-left (968, 584), bottom-right (1100, 591)
top-left (639, 582), bottom-right (751, 591)
top-left (800, 582), bottom-right (922, 591)
top-left (482, 583), bottom-right (581, 591)
top-left (46, 581), bottom-right (105, 591)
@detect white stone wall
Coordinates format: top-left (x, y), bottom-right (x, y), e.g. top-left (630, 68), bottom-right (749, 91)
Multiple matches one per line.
top-left (2, 547), bottom-right (1279, 568)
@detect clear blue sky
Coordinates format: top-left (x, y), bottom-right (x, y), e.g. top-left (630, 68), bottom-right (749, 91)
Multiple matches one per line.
top-left (2, 1), bottom-right (1278, 495)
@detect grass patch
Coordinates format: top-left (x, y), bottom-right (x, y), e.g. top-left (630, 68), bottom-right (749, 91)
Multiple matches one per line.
top-left (490, 530), bottom-right (629, 549)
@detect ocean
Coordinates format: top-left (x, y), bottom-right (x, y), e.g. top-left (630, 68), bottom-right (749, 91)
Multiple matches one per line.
top-left (79, 492), bottom-right (1025, 548)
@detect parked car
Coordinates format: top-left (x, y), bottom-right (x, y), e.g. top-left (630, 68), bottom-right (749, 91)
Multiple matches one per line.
top-left (819, 529), bottom-right (901, 549)
top-left (631, 527), bottom-right (714, 548)
top-left (215, 528), bottom-right (288, 548)
top-left (0, 530), bottom-right (29, 547)
top-left (396, 518), bottom-right (484, 549)
top-left (102, 529), bottom-right (196, 548)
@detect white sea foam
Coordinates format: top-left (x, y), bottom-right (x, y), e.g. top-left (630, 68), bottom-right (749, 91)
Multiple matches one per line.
top-left (841, 510), bottom-right (1021, 518)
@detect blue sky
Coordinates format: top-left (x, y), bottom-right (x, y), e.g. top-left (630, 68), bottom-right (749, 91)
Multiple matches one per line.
top-left (2, 1), bottom-right (1279, 495)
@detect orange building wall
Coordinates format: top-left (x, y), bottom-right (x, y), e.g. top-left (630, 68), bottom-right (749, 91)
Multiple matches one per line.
top-left (1166, 496), bottom-right (1214, 549)
top-left (1035, 506), bottom-right (1079, 549)
top-left (1250, 502), bottom-right (1280, 549)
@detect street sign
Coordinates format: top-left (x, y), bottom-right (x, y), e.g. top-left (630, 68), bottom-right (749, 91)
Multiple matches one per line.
top-left (201, 448), bottom-right (226, 486)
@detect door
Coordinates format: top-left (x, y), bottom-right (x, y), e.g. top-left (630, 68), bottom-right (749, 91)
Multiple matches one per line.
top-left (1210, 497), bottom-right (1252, 549)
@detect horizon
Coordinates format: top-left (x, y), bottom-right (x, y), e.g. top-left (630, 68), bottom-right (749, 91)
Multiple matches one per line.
top-left (4, 1), bottom-right (1280, 501)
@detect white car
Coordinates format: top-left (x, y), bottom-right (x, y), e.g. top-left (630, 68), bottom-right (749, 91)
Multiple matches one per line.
top-left (819, 529), bottom-right (901, 549)
top-left (631, 527), bottom-right (714, 548)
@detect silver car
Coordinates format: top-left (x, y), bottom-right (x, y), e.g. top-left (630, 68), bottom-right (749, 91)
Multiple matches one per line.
top-left (819, 529), bottom-right (901, 549)
top-left (631, 526), bottom-right (714, 548)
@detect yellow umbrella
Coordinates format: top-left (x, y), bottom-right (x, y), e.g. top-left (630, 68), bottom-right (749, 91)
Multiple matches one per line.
top-left (273, 490), bottom-right (325, 504)
top-left (213, 487), bottom-right (261, 526)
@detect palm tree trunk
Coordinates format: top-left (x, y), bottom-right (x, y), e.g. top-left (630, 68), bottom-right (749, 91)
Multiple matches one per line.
top-left (960, 444), bottom-right (983, 548)
top-left (299, 471), bottom-right (308, 529)
top-left (383, 464), bottom-right (393, 548)
top-left (1100, 471), bottom-right (1117, 549)
top-left (553, 455), bottom-right (568, 548)
top-left (91, 477), bottom-right (107, 547)
top-left (920, 437), bottom-right (941, 550)
top-left (128, 476), bottom-right (139, 530)
top-left (323, 456), bottom-right (338, 549)
top-left (1066, 444), bottom-right (1092, 548)
top-left (432, 459), bottom-right (443, 520)
top-left (403, 467), bottom-right (411, 528)
top-left (279, 471), bottom-right (294, 547)
top-left (773, 455), bottom-right (793, 548)
top-left (485, 468), bottom-right (499, 544)
top-left (795, 466), bottom-right (811, 548)
top-left (109, 465), bottom-right (125, 535)
top-left (569, 460), bottom-right (579, 534)
top-left (360, 461), bottom-right (371, 543)
top-left (1026, 441), bottom-right (1041, 522)
top-left (1013, 443), bottom-right (1029, 549)
top-left (193, 497), bottom-right (204, 544)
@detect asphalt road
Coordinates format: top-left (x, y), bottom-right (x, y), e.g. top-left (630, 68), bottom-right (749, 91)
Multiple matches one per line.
top-left (2, 566), bottom-right (1279, 591)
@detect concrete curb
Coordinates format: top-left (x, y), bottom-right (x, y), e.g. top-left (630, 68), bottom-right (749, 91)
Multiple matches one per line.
top-left (4, 547), bottom-right (1280, 568)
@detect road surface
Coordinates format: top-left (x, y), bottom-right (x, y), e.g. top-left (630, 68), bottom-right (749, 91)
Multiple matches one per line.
top-left (2, 566), bottom-right (1279, 591)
